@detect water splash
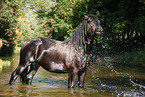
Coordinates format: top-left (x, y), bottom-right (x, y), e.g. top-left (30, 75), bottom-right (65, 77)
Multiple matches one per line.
top-left (86, 57), bottom-right (145, 96)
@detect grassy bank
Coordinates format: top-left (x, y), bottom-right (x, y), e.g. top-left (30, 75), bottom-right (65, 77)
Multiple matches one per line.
top-left (115, 48), bottom-right (145, 66)
top-left (0, 47), bottom-right (20, 69)
top-left (0, 59), bottom-right (11, 70)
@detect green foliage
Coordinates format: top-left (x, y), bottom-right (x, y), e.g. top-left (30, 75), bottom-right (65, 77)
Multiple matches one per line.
top-left (16, 7), bottom-right (40, 46)
top-left (102, 0), bottom-right (145, 40)
top-left (0, 0), bottom-right (25, 56)
top-left (93, 0), bottom-right (145, 57)
top-left (35, 0), bottom-right (103, 40)
top-left (35, 0), bottom-right (77, 40)
top-left (116, 48), bottom-right (145, 66)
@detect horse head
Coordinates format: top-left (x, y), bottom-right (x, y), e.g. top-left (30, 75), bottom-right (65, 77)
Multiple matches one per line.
top-left (83, 14), bottom-right (103, 53)
top-left (84, 14), bottom-right (103, 38)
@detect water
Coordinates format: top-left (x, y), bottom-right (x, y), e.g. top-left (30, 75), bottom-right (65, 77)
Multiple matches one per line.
top-left (0, 55), bottom-right (145, 97)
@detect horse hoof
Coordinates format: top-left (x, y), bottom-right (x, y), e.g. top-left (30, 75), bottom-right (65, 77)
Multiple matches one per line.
top-left (78, 85), bottom-right (84, 88)
top-left (68, 85), bottom-right (74, 88)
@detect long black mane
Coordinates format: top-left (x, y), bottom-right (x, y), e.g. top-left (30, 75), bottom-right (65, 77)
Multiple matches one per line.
top-left (64, 14), bottom-right (99, 53)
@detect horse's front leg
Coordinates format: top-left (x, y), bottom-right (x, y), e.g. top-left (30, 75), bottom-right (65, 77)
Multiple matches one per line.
top-left (68, 69), bottom-right (76, 88)
top-left (78, 70), bottom-right (87, 88)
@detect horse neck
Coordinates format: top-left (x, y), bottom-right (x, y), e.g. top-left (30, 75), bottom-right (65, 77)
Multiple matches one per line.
top-left (64, 20), bottom-right (93, 54)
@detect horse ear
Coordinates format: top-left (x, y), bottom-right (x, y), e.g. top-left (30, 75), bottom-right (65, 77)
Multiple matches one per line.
top-left (84, 15), bottom-right (91, 22)
top-left (84, 15), bottom-right (89, 20)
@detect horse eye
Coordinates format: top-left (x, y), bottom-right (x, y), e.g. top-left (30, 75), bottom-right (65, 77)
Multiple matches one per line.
top-left (96, 21), bottom-right (98, 25)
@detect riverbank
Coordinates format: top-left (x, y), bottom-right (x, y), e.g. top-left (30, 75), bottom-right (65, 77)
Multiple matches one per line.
top-left (0, 47), bottom-right (20, 70)
top-left (0, 59), bottom-right (11, 70)
top-left (114, 48), bottom-right (145, 67)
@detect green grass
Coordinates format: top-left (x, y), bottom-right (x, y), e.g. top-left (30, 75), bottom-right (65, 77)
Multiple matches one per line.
top-left (0, 46), bottom-right (20, 69)
top-left (116, 48), bottom-right (145, 66)
top-left (0, 59), bottom-right (11, 69)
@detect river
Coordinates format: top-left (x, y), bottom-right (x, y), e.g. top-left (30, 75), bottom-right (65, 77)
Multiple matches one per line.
top-left (0, 54), bottom-right (145, 97)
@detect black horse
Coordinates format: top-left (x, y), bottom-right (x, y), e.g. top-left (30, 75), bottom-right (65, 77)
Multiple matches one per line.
top-left (9, 14), bottom-right (103, 88)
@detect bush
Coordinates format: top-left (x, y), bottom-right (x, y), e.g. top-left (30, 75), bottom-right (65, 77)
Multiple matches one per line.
top-left (116, 48), bottom-right (145, 66)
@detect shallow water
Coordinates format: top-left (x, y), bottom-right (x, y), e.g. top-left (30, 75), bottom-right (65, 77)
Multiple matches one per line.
top-left (0, 55), bottom-right (145, 97)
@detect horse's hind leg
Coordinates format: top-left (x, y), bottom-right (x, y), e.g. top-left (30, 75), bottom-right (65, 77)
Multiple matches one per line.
top-left (9, 64), bottom-right (28, 85)
top-left (20, 66), bottom-right (29, 83)
top-left (26, 63), bottom-right (40, 85)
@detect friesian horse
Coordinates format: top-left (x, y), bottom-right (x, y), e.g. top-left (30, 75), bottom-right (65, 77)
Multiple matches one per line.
top-left (9, 14), bottom-right (103, 88)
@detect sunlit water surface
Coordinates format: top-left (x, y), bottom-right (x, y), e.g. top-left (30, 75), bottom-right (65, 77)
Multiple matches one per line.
top-left (0, 54), bottom-right (145, 97)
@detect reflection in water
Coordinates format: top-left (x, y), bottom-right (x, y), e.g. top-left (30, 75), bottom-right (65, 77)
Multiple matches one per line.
top-left (0, 55), bottom-right (145, 96)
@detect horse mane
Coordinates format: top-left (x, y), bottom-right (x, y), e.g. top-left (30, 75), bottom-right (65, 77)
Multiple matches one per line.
top-left (64, 20), bottom-right (86, 52)
top-left (64, 14), bottom-right (98, 53)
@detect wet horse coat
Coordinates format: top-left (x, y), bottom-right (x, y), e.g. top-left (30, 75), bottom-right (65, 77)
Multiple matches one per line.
top-left (9, 14), bottom-right (103, 88)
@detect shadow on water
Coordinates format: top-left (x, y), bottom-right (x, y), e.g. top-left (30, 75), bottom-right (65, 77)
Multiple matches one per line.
top-left (0, 55), bottom-right (145, 96)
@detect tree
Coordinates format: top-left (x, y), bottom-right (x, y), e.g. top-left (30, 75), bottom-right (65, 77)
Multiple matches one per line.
top-left (0, 0), bottom-right (25, 56)
top-left (35, 0), bottom-right (76, 40)
top-left (0, 0), bottom-right (144, 56)
top-left (93, 0), bottom-right (145, 55)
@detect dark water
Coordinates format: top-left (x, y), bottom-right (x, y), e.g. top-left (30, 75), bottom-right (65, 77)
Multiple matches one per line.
top-left (0, 55), bottom-right (145, 97)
